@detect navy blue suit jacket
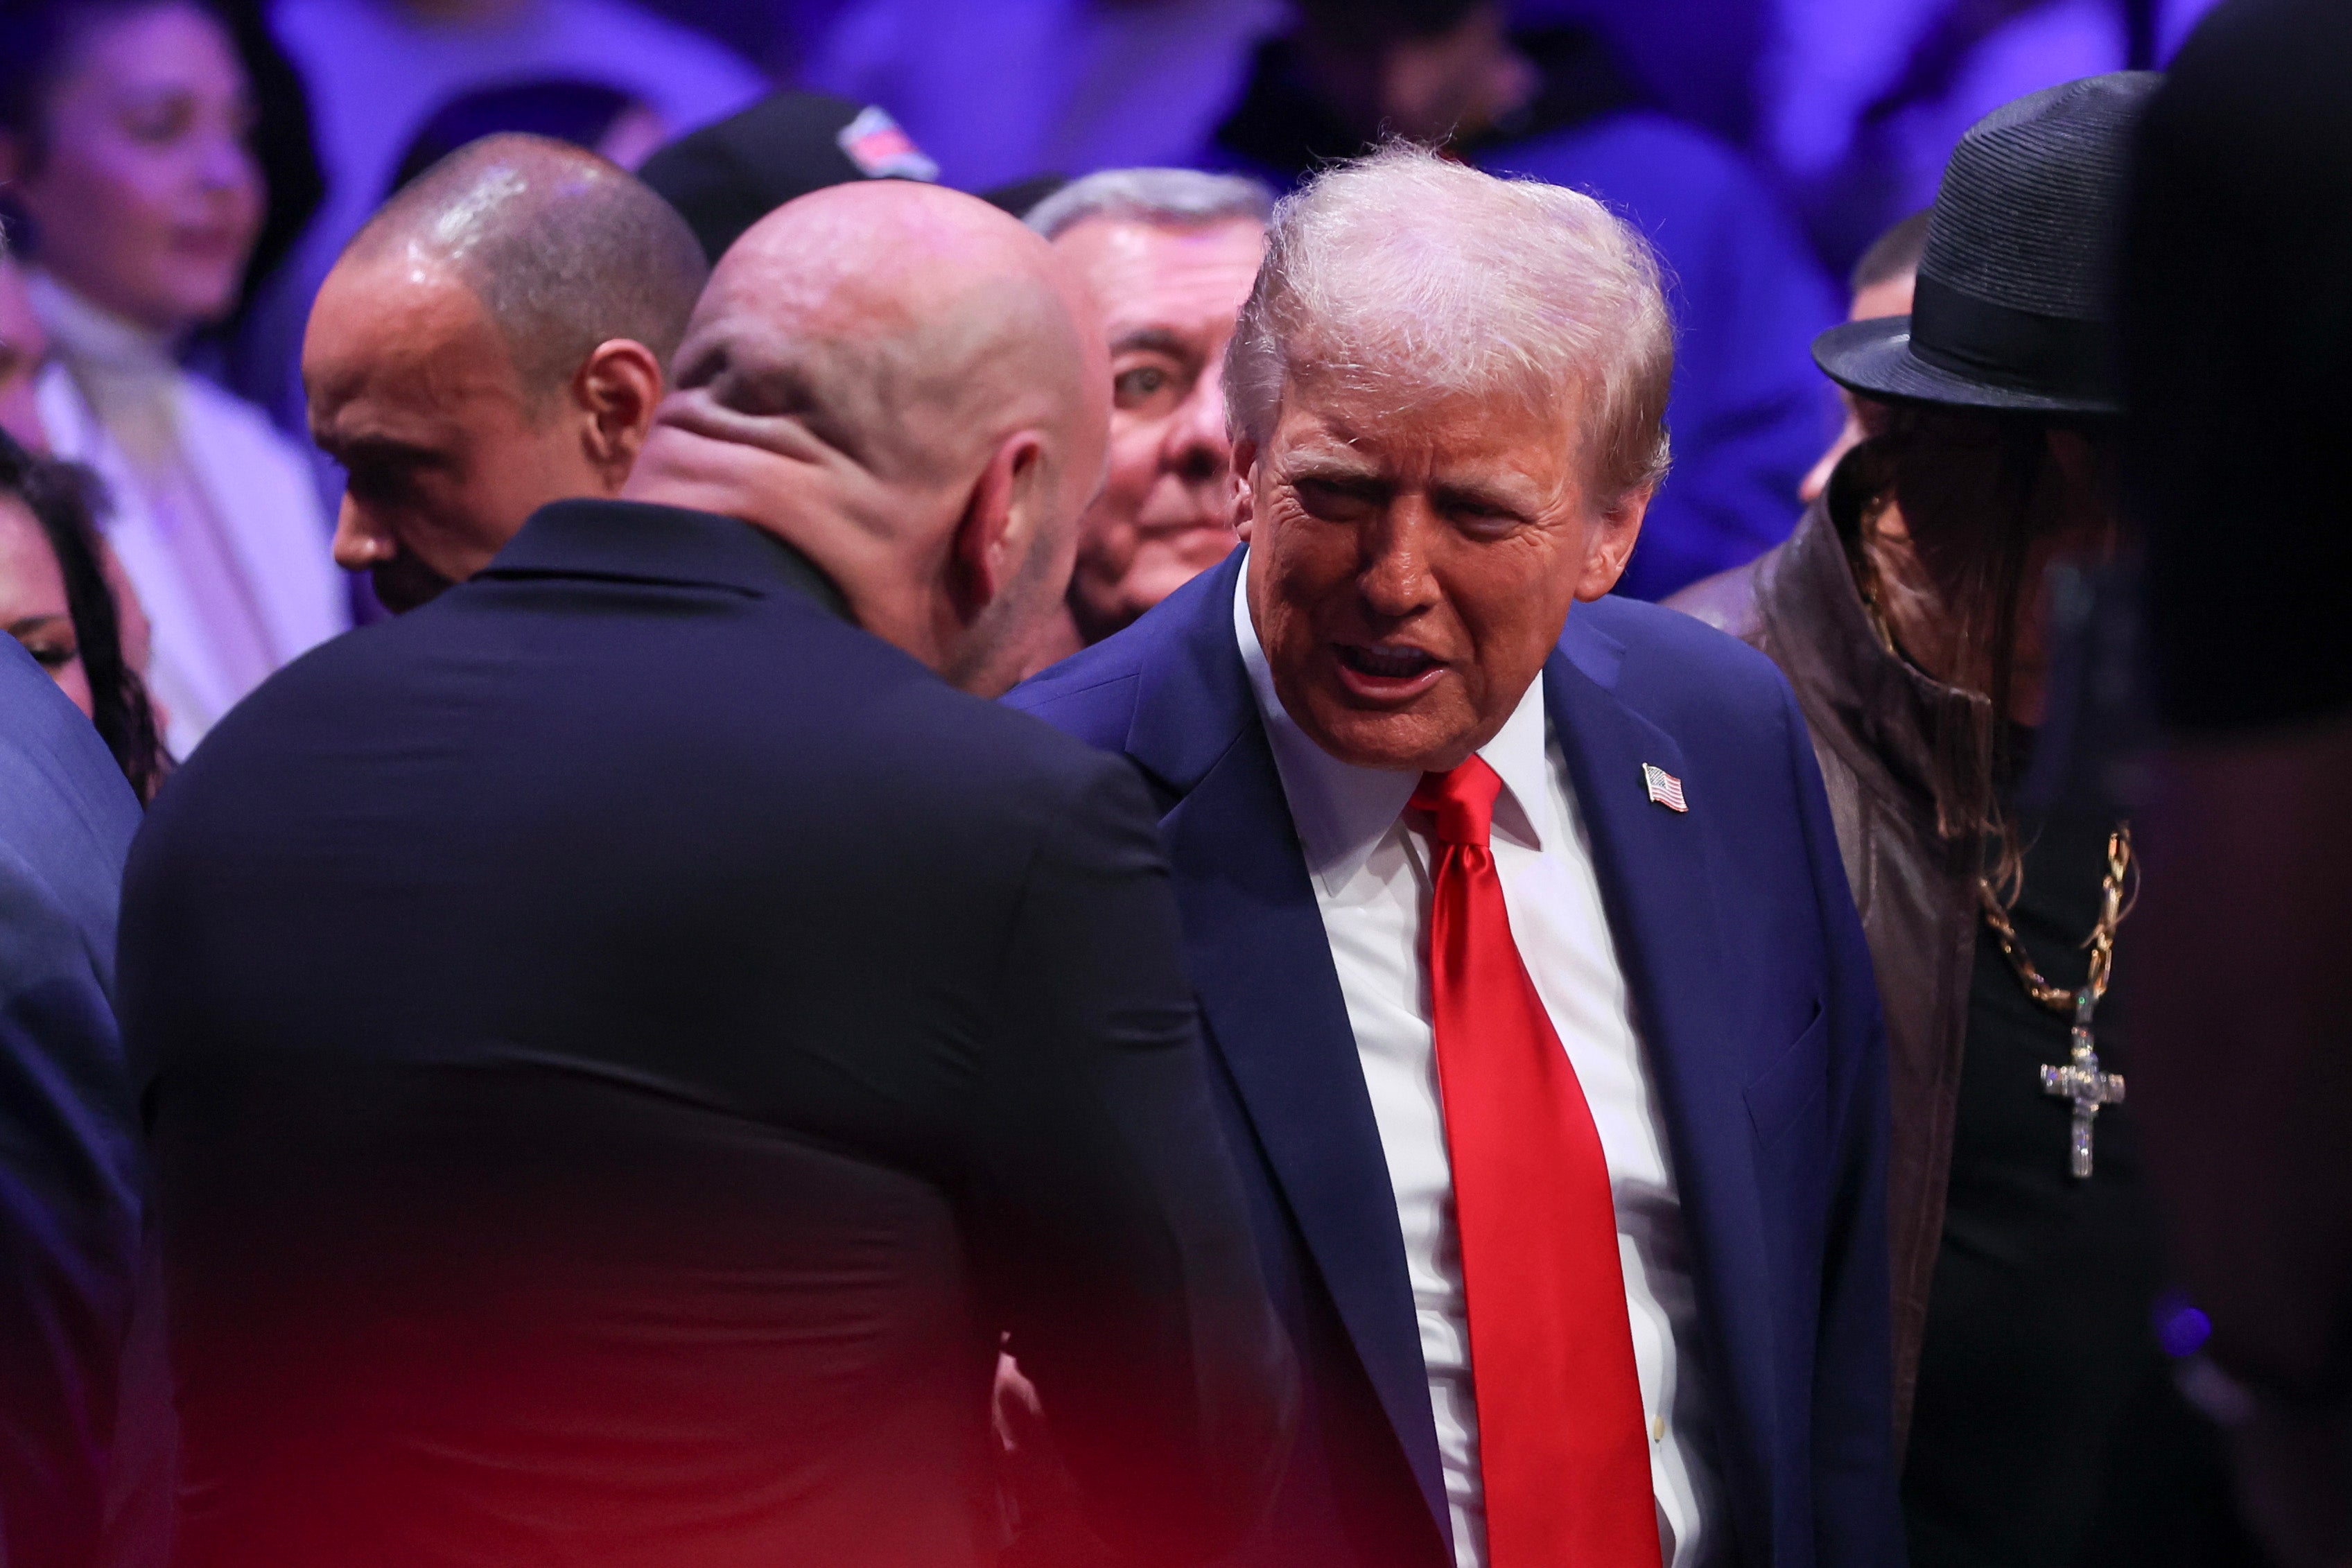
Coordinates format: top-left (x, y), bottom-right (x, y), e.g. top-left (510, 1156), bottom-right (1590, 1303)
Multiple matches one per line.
top-left (0, 639), bottom-right (141, 1568)
top-left (1009, 550), bottom-right (1904, 1568)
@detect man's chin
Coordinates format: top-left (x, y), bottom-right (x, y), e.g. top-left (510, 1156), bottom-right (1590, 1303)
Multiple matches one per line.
top-left (1293, 688), bottom-right (1480, 775)
top-left (372, 558), bottom-right (458, 616)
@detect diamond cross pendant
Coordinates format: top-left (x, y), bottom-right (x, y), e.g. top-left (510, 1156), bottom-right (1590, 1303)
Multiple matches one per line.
top-left (2040, 988), bottom-right (2125, 1178)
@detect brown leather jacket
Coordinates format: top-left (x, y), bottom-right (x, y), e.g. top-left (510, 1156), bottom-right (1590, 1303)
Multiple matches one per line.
top-left (1666, 498), bottom-right (1998, 1451)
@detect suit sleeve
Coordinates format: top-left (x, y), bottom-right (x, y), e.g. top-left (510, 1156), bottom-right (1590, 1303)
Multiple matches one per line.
top-left (0, 846), bottom-right (141, 1568)
top-left (965, 751), bottom-right (1298, 1565)
top-left (1781, 688), bottom-right (1908, 1567)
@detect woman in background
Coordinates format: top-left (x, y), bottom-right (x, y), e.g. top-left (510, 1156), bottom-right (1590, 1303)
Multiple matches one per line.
top-left (0, 0), bottom-right (345, 755)
top-left (0, 429), bottom-right (168, 799)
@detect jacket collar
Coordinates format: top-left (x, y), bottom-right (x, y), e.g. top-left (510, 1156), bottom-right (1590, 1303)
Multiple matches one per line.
top-left (1124, 548), bottom-right (1762, 1556)
top-left (1762, 497), bottom-right (1994, 842)
top-left (1230, 562), bottom-right (1555, 891)
top-left (1126, 547), bottom-right (1260, 794)
top-left (1126, 547), bottom-right (1451, 1549)
top-left (478, 498), bottom-right (853, 622)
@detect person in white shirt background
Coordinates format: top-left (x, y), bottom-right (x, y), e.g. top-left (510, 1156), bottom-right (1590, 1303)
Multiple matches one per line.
top-left (0, 0), bottom-right (346, 756)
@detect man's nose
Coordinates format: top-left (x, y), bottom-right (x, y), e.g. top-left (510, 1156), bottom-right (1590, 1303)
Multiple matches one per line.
top-left (1357, 500), bottom-right (1442, 620)
top-left (1162, 361), bottom-right (1235, 486)
top-left (196, 129), bottom-right (254, 198)
top-left (331, 499), bottom-right (393, 573)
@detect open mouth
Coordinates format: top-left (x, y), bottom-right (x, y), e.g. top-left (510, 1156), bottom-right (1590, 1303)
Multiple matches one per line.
top-left (1334, 642), bottom-right (1445, 699)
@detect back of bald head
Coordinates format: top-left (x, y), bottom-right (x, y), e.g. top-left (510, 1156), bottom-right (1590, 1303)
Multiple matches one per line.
top-left (628, 180), bottom-right (1109, 692)
top-left (345, 133), bottom-right (708, 402)
top-left (656, 179), bottom-right (1106, 507)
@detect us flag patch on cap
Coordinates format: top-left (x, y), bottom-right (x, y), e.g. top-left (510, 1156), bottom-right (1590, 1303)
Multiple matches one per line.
top-left (837, 105), bottom-right (939, 182)
top-left (1642, 763), bottom-right (1687, 812)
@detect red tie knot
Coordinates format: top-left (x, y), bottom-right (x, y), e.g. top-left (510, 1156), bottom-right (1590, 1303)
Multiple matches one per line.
top-left (1411, 754), bottom-right (1503, 846)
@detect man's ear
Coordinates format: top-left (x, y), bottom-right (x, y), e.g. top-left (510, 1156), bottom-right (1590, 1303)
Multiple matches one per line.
top-left (1574, 482), bottom-right (1653, 601)
top-left (574, 339), bottom-right (665, 491)
top-left (1232, 433), bottom-right (1259, 543)
top-left (949, 430), bottom-right (1047, 624)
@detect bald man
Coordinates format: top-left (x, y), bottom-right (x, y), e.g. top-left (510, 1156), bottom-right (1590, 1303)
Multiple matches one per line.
top-left (116, 181), bottom-right (1293, 1568)
top-left (305, 133), bottom-right (707, 611)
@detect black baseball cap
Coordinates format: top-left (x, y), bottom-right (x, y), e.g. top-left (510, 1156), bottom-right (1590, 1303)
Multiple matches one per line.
top-left (636, 91), bottom-right (939, 265)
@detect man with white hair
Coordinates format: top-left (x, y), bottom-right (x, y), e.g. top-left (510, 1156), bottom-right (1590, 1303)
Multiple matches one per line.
top-left (1021, 168), bottom-right (1271, 670)
top-left (1013, 146), bottom-right (1901, 1567)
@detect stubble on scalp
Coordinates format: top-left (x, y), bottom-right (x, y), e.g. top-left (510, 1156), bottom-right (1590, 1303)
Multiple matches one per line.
top-left (341, 133), bottom-right (709, 409)
top-left (662, 182), bottom-right (1107, 521)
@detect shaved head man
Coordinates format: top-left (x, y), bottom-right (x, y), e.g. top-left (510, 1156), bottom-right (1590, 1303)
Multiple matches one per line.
top-left (626, 179), bottom-right (1110, 695)
top-left (123, 166), bottom-right (1290, 1567)
top-left (305, 134), bottom-right (707, 611)
top-left (1022, 169), bottom-right (1271, 666)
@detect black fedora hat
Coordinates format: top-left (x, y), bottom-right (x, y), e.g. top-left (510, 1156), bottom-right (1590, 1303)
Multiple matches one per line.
top-left (1814, 72), bottom-right (2163, 415)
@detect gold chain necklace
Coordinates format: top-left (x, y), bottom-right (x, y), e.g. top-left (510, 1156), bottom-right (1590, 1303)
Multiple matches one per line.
top-left (1845, 519), bottom-right (2138, 1177)
top-left (1977, 824), bottom-right (2132, 1012)
top-left (1978, 824), bottom-right (2134, 1178)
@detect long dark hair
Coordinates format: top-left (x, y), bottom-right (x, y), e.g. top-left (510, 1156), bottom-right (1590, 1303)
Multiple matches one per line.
top-left (0, 430), bottom-right (168, 799)
top-left (1840, 405), bottom-right (2118, 896)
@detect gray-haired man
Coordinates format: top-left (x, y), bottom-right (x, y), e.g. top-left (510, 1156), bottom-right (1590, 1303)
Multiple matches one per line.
top-left (1012, 144), bottom-right (1901, 1568)
top-left (1022, 168), bottom-right (1271, 669)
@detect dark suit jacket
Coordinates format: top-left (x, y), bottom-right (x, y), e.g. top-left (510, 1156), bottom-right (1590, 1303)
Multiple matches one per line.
top-left (0, 639), bottom-right (142, 1568)
top-left (116, 500), bottom-right (1293, 1568)
top-left (1009, 550), bottom-right (1905, 1567)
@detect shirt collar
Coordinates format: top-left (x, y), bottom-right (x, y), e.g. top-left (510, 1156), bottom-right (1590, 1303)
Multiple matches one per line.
top-left (1232, 554), bottom-right (1553, 895)
top-left (478, 498), bottom-right (853, 621)
top-left (28, 272), bottom-right (177, 376)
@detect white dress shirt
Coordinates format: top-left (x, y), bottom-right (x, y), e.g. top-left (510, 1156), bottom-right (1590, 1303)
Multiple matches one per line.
top-left (33, 276), bottom-right (347, 755)
top-left (1234, 568), bottom-right (1722, 1568)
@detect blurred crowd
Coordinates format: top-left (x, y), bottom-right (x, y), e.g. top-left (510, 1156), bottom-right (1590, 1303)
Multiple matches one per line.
top-left (0, 0), bottom-right (2245, 750)
top-left (0, 0), bottom-right (2344, 1566)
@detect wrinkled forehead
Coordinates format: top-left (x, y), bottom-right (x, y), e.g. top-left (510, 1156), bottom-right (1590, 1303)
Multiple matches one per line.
top-left (1055, 216), bottom-right (1265, 342)
top-left (1269, 349), bottom-right (1583, 480)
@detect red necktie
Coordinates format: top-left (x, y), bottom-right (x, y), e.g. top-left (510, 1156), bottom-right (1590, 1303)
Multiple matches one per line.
top-left (1411, 756), bottom-right (1661, 1568)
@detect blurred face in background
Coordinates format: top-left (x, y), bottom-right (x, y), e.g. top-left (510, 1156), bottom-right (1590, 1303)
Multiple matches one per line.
top-left (0, 494), bottom-right (89, 715)
top-left (0, 260), bottom-right (52, 450)
top-left (1052, 214), bottom-right (1263, 641)
top-left (1, 1), bottom-right (265, 335)
top-left (1297, 1), bottom-right (1534, 146)
top-left (1800, 267), bottom-right (1917, 505)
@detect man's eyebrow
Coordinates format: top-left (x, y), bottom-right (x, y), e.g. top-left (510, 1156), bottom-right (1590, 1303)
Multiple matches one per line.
top-left (1429, 477), bottom-right (1535, 516)
top-left (1109, 326), bottom-right (1196, 359)
top-left (318, 431), bottom-right (442, 467)
top-left (6, 613), bottom-right (68, 638)
top-left (1286, 456), bottom-right (1389, 498)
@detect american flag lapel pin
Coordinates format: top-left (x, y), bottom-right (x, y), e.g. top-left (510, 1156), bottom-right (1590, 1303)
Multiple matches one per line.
top-left (1642, 763), bottom-right (1688, 813)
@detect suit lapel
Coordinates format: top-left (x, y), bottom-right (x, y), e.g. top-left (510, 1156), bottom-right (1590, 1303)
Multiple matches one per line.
top-left (1128, 554), bottom-right (1452, 1544)
top-left (1544, 620), bottom-right (1777, 1555)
